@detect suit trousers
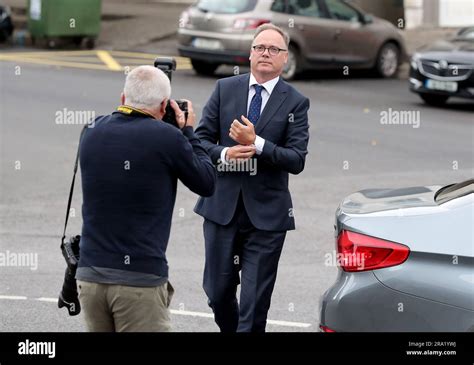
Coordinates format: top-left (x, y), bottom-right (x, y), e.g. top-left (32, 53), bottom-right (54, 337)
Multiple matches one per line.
top-left (203, 195), bottom-right (286, 332)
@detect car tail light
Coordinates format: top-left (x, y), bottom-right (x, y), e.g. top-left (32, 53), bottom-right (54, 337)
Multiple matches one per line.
top-left (319, 325), bottom-right (336, 332)
top-left (337, 230), bottom-right (409, 272)
top-left (233, 18), bottom-right (270, 30)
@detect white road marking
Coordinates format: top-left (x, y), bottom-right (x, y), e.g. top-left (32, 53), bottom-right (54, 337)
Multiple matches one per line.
top-left (170, 309), bottom-right (214, 319)
top-left (0, 295), bottom-right (312, 328)
top-left (36, 297), bottom-right (57, 303)
top-left (0, 295), bottom-right (28, 300)
top-left (266, 319), bottom-right (311, 328)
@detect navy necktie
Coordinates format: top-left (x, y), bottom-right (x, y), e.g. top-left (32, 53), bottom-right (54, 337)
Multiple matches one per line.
top-left (248, 85), bottom-right (264, 125)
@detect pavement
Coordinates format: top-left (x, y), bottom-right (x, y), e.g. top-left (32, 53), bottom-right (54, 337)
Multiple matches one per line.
top-left (3, 0), bottom-right (463, 56)
top-left (0, 52), bottom-right (472, 332)
top-left (5, 0), bottom-right (192, 50)
top-left (0, 0), bottom-right (472, 334)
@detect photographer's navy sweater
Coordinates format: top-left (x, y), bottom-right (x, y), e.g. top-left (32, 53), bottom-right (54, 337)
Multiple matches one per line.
top-left (76, 110), bottom-right (215, 286)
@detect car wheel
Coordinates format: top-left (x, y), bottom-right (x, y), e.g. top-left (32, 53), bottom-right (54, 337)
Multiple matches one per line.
top-left (191, 59), bottom-right (219, 76)
top-left (84, 37), bottom-right (96, 49)
top-left (282, 45), bottom-right (300, 80)
top-left (420, 93), bottom-right (449, 106)
top-left (72, 36), bottom-right (83, 47)
top-left (0, 30), bottom-right (8, 43)
top-left (375, 42), bottom-right (399, 78)
top-left (47, 37), bottom-right (58, 49)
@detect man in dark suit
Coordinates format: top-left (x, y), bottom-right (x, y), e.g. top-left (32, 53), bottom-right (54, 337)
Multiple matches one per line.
top-left (194, 23), bottom-right (310, 332)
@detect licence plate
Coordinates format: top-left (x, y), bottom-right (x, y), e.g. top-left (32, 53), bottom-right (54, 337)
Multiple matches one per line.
top-left (425, 79), bottom-right (458, 92)
top-left (192, 38), bottom-right (222, 50)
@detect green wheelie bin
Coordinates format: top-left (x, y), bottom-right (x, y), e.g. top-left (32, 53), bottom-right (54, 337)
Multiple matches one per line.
top-left (27, 0), bottom-right (101, 48)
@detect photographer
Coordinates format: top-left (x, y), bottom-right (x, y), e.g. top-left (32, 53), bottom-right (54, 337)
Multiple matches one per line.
top-left (75, 65), bottom-right (215, 332)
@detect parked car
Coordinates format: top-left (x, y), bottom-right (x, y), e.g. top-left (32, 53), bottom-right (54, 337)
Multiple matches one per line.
top-left (177, 0), bottom-right (407, 79)
top-left (0, 2), bottom-right (14, 42)
top-left (319, 179), bottom-right (474, 332)
top-left (409, 27), bottom-right (474, 106)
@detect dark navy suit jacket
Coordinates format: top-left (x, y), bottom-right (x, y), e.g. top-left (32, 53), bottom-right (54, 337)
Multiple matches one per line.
top-left (194, 73), bottom-right (310, 232)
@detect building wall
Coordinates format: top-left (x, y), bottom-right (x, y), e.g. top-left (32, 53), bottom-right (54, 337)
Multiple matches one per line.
top-left (349, 0), bottom-right (473, 28)
top-left (405, 0), bottom-right (473, 28)
top-left (438, 0), bottom-right (474, 26)
top-left (405, 0), bottom-right (423, 29)
top-left (422, 0), bottom-right (439, 26)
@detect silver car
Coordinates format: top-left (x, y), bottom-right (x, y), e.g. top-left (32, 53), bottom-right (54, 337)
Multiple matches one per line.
top-left (320, 179), bottom-right (474, 332)
top-left (177, 0), bottom-right (407, 79)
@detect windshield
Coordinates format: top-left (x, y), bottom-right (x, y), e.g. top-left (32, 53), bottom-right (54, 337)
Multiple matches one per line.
top-left (454, 27), bottom-right (474, 41)
top-left (196, 0), bottom-right (258, 14)
top-left (435, 179), bottom-right (474, 204)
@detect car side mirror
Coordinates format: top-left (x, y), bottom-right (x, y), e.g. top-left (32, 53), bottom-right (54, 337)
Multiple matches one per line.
top-left (361, 13), bottom-right (374, 25)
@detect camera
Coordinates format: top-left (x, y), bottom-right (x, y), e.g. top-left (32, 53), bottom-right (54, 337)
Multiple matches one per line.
top-left (58, 235), bottom-right (81, 316)
top-left (154, 57), bottom-right (188, 128)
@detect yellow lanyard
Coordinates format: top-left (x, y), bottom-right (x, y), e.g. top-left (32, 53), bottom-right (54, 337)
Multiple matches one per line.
top-left (116, 105), bottom-right (155, 119)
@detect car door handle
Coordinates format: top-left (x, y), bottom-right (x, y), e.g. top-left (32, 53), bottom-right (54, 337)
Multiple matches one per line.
top-left (334, 29), bottom-right (342, 39)
top-left (297, 24), bottom-right (305, 31)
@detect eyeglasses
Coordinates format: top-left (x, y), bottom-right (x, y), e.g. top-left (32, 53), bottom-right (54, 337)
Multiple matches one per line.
top-left (252, 45), bottom-right (287, 56)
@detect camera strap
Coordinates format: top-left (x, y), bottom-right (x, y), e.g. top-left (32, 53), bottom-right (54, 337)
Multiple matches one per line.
top-left (116, 105), bottom-right (155, 119)
top-left (61, 125), bottom-right (89, 245)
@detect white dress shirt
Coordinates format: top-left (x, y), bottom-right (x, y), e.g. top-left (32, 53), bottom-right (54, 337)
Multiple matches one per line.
top-left (220, 74), bottom-right (280, 164)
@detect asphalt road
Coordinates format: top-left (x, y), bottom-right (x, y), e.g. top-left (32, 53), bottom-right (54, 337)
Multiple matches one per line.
top-left (0, 57), bottom-right (472, 332)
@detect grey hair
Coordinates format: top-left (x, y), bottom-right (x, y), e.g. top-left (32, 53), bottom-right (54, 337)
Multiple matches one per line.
top-left (123, 65), bottom-right (171, 110)
top-left (253, 23), bottom-right (290, 48)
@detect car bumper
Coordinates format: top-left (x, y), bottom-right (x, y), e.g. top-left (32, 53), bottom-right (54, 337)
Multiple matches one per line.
top-left (177, 28), bottom-right (252, 65)
top-left (178, 45), bottom-right (250, 65)
top-left (320, 270), bottom-right (474, 332)
top-left (409, 67), bottom-right (474, 99)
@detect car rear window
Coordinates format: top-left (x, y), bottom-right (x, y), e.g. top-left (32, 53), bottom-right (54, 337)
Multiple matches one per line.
top-left (435, 179), bottom-right (473, 204)
top-left (456, 28), bottom-right (474, 40)
top-left (196, 0), bottom-right (258, 14)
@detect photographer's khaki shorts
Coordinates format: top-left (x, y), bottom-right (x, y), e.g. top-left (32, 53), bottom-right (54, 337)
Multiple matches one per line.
top-left (77, 280), bottom-right (174, 332)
